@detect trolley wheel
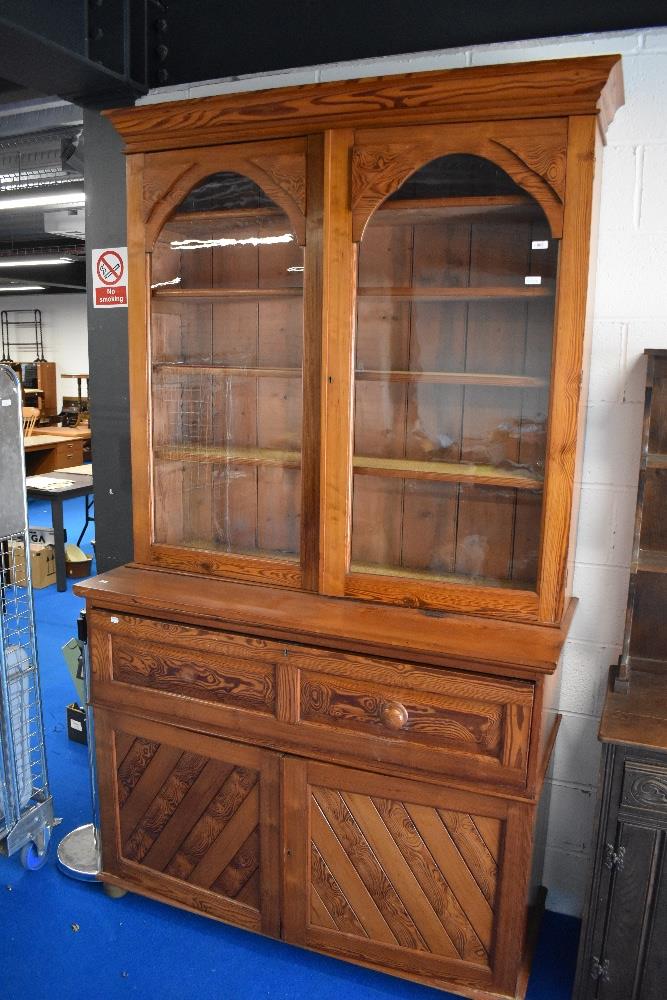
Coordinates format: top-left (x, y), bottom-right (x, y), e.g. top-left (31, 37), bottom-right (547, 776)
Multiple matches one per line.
top-left (103, 883), bottom-right (128, 899)
top-left (20, 841), bottom-right (48, 871)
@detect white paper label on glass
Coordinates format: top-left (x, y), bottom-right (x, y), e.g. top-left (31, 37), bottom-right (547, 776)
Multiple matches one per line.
top-left (524, 276), bottom-right (542, 285)
top-left (1, 398), bottom-right (11, 407)
top-left (531, 240), bottom-right (549, 250)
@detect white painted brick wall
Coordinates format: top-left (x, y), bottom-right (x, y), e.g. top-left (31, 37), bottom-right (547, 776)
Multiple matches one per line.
top-left (139, 27), bottom-right (667, 916)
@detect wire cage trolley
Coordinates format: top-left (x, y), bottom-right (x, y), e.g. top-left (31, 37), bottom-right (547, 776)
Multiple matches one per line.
top-left (0, 364), bottom-right (55, 869)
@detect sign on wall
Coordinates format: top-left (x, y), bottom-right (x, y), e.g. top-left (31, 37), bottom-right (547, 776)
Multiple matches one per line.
top-left (92, 246), bottom-right (128, 308)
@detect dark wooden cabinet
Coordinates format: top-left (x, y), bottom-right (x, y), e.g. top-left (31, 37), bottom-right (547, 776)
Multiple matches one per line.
top-left (574, 743), bottom-right (667, 1000)
top-left (574, 350), bottom-right (667, 1000)
top-left (77, 56), bottom-right (624, 1000)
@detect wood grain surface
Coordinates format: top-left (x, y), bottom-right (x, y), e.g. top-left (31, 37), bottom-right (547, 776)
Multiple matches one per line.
top-left (282, 758), bottom-right (533, 994)
top-left (88, 54), bottom-right (625, 1000)
top-left (96, 708), bottom-right (281, 935)
top-left (106, 56), bottom-right (623, 153)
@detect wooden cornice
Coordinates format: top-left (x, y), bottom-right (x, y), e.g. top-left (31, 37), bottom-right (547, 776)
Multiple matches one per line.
top-left (105, 54), bottom-right (624, 154)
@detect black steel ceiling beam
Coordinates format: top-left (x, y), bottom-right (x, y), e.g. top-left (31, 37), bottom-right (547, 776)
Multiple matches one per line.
top-left (157, 0), bottom-right (667, 84)
top-left (0, 2), bottom-right (148, 109)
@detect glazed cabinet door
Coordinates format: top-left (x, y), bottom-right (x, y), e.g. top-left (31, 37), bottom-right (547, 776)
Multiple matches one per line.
top-left (94, 707), bottom-right (281, 936)
top-left (129, 136), bottom-right (320, 590)
top-left (322, 117), bottom-right (598, 623)
top-left (282, 758), bottom-right (532, 995)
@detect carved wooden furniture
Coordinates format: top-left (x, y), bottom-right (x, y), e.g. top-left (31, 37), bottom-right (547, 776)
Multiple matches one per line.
top-left (574, 350), bottom-right (667, 1000)
top-left (75, 56), bottom-right (624, 1000)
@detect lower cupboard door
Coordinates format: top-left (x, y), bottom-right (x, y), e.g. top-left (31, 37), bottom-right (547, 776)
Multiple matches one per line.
top-left (282, 759), bottom-right (532, 995)
top-left (94, 708), bottom-right (281, 936)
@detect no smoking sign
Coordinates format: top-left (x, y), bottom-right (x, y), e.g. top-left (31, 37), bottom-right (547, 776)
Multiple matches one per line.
top-left (92, 246), bottom-right (128, 308)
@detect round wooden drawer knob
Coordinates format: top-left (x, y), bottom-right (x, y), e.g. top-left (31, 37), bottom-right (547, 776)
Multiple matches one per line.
top-left (380, 701), bottom-right (409, 730)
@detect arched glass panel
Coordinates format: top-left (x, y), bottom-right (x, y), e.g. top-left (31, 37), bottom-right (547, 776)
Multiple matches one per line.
top-left (150, 171), bottom-right (304, 560)
top-left (351, 155), bottom-right (558, 589)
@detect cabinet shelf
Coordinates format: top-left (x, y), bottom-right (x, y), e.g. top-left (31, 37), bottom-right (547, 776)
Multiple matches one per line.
top-left (350, 560), bottom-right (516, 588)
top-left (375, 194), bottom-right (538, 226)
top-left (157, 446), bottom-right (541, 487)
top-left (153, 286), bottom-right (552, 303)
top-left (357, 286), bottom-right (554, 301)
top-left (152, 363), bottom-right (545, 388)
top-left (355, 369), bottom-right (547, 387)
top-left (170, 206), bottom-right (283, 224)
top-left (153, 363), bottom-right (301, 379)
top-left (153, 287), bottom-right (302, 300)
top-left (353, 454), bottom-right (543, 490)
top-left (155, 445), bottom-right (300, 468)
top-left (179, 539), bottom-right (299, 561)
top-left (169, 197), bottom-right (535, 229)
top-left (646, 453), bottom-right (667, 469)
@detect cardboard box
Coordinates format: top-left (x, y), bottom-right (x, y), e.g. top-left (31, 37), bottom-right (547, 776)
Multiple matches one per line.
top-left (30, 543), bottom-right (56, 589)
top-left (6, 539), bottom-right (27, 586)
top-left (28, 525), bottom-right (61, 546)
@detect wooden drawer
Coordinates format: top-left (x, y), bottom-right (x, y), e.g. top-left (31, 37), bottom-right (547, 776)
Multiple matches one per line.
top-left (52, 440), bottom-right (84, 469)
top-left (301, 671), bottom-right (505, 755)
top-left (288, 646), bottom-right (534, 789)
top-left (89, 610), bottom-right (534, 790)
top-left (90, 610), bottom-right (277, 719)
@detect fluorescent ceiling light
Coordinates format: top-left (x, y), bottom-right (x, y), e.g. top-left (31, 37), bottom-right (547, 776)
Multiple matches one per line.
top-left (0, 189), bottom-right (85, 210)
top-left (0, 257), bottom-right (74, 267)
top-left (170, 233), bottom-right (294, 250)
top-left (0, 285), bottom-right (45, 292)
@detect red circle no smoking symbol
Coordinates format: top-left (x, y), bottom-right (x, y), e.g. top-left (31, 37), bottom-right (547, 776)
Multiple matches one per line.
top-left (96, 250), bottom-right (124, 285)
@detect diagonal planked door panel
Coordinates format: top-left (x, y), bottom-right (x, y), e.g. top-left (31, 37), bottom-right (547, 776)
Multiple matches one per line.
top-left (95, 708), bottom-right (280, 936)
top-left (283, 758), bottom-right (523, 993)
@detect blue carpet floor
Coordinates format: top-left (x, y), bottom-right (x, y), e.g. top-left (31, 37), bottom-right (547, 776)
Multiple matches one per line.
top-left (0, 496), bottom-right (581, 999)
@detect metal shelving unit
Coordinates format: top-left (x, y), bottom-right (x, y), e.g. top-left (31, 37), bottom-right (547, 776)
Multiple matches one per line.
top-left (1, 309), bottom-right (45, 362)
top-left (0, 364), bottom-right (55, 869)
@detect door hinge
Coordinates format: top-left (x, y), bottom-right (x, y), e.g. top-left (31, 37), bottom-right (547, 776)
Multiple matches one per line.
top-left (591, 957), bottom-right (610, 982)
top-left (604, 843), bottom-right (626, 871)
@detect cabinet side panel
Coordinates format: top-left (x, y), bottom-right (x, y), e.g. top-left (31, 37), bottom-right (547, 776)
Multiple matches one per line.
top-left (127, 154), bottom-right (153, 566)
